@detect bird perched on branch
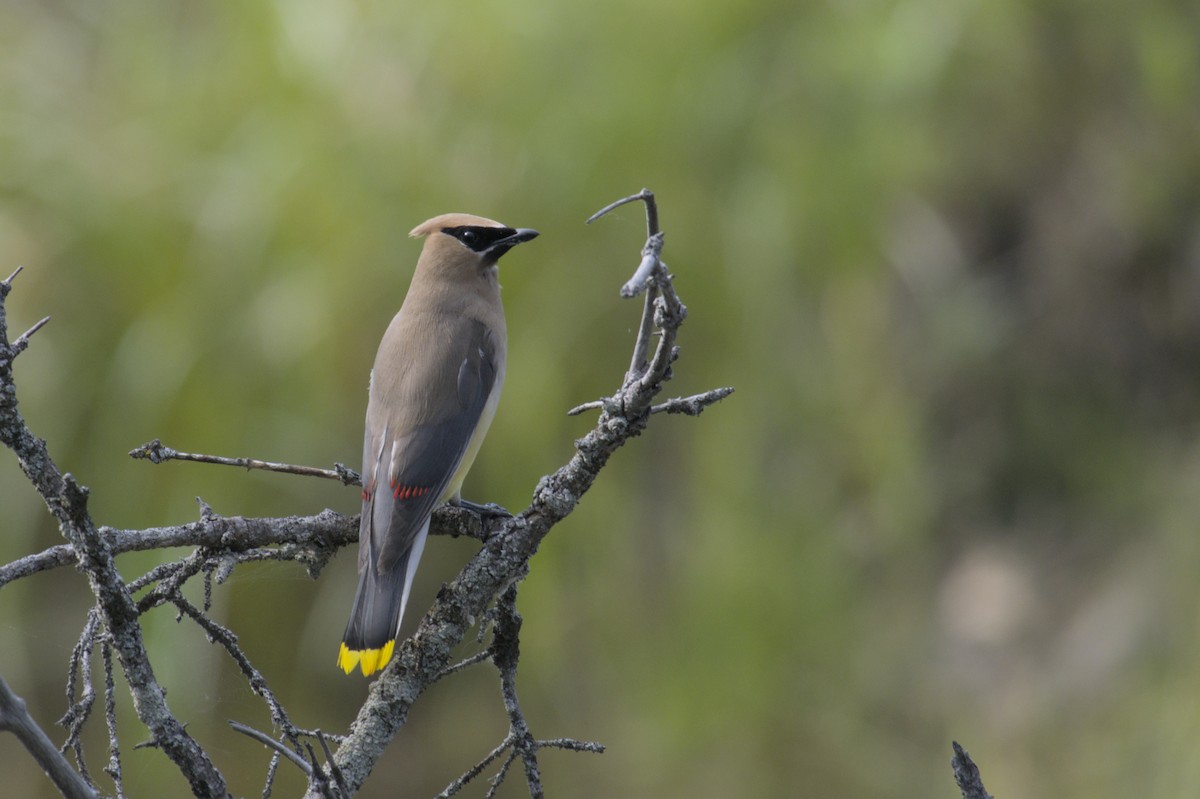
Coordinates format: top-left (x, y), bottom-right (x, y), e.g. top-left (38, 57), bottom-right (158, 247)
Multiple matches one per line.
top-left (338, 214), bottom-right (539, 677)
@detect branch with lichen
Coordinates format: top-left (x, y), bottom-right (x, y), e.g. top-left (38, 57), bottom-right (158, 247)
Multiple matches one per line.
top-left (1, 268), bottom-right (231, 798)
top-left (0, 191), bottom-right (735, 798)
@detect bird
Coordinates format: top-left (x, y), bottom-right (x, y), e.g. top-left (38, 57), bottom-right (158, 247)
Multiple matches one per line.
top-left (338, 213), bottom-right (538, 677)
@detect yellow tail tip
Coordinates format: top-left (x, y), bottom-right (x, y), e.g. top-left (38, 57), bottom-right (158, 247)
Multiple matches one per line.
top-left (338, 640), bottom-right (396, 677)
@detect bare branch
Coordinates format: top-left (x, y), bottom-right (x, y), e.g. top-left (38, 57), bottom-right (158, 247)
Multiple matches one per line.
top-left (586, 188), bottom-right (665, 300)
top-left (565, 398), bottom-right (606, 417)
top-left (317, 731), bottom-right (349, 799)
top-left (627, 285), bottom-right (659, 375)
top-left (434, 649), bottom-right (493, 682)
top-left (0, 274), bottom-right (231, 798)
top-left (0, 675), bottom-right (99, 799)
top-left (1, 265), bottom-right (24, 294)
top-left (586, 187), bottom-right (658, 232)
top-left (0, 504), bottom-right (495, 588)
top-left (436, 734), bottom-right (516, 799)
top-left (10, 315), bottom-right (51, 358)
top-left (492, 586), bottom-right (543, 797)
top-left (230, 721), bottom-right (313, 777)
top-left (534, 738), bottom-right (605, 754)
top-left (60, 610), bottom-right (100, 786)
top-left (129, 438), bottom-right (361, 485)
top-left (650, 387), bottom-right (735, 416)
top-left (3, 190), bottom-right (730, 798)
top-left (101, 640), bottom-right (124, 794)
top-left (175, 596), bottom-right (303, 750)
top-left (950, 742), bottom-right (994, 799)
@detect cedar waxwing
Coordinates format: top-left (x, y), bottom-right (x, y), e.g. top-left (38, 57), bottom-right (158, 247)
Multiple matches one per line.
top-left (338, 213), bottom-right (538, 677)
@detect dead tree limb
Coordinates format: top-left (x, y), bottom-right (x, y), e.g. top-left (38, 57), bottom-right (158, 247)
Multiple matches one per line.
top-left (0, 675), bottom-right (99, 799)
top-left (950, 742), bottom-right (994, 799)
top-left (1, 191), bottom-right (733, 798)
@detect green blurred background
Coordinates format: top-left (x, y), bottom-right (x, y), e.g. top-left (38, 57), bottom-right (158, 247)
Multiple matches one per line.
top-left (3, 0), bottom-right (1199, 796)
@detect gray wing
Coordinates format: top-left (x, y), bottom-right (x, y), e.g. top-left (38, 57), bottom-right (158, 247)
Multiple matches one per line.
top-left (358, 320), bottom-right (500, 575)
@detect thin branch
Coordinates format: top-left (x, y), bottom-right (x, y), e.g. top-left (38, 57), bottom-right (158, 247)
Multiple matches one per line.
top-left (230, 721), bottom-right (313, 777)
top-left (565, 398), bottom-right (606, 417)
top-left (533, 738), bottom-right (605, 754)
top-left (316, 731), bottom-right (349, 799)
top-left (10, 315), bottom-right (51, 358)
top-left (950, 742), bottom-right (994, 799)
top-left (628, 284), bottom-right (660, 375)
top-left (129, 438), bottom-right (361, 485)
top-left (650, 387), bottom-right (735, 416)
top-left (60, 610), bottom-right (100, 788)
top-left (588, 188), bottom-right (666, 387)
top-left (174, 595), bottom-right (303, 751)
top-left (436, 734), bottom-right (516, 799)
top-left (102, 639), bottom-right (125, 797)
top-left (492, 586), bottom-right (543, 798)
top-left (262, 752), bottom-right (281, 799)
top-left (586, 187), bottom-right (658, 233)
top-left (434, 648), bottom-right (494, 682)
top-left (0, 675), bottom-right (100, 799)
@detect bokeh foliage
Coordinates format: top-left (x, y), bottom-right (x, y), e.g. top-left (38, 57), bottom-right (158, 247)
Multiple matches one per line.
top-left (2, 0), bottom-right (1199, 796)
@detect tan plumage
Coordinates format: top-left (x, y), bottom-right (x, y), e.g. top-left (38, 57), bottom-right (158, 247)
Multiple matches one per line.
top-left (339, 213), bottom-right (538, 676)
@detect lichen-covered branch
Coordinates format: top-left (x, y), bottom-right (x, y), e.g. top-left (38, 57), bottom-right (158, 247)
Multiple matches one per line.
top-left (950, 742), bottom-right (994, 799)
top-left (1, 267), bottom-right (231, 798)
top-left (0, 503), bottom-right (489, 589)
top-left (1, 191), bottom-right (733, 798)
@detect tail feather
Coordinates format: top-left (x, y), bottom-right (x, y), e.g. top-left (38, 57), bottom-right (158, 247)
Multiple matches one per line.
top-left (338, 519), bottom-right (429, 676)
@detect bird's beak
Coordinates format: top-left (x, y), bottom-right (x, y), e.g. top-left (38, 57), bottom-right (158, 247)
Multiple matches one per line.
top-left (484, 228), bottom-right (539, 261)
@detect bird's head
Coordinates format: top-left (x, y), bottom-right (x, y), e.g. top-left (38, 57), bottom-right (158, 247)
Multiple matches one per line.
top-left (410, 213), bottom-right (539, 281)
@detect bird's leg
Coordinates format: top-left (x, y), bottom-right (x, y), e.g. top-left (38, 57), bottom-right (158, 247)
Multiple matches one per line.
top-left (450, 497), bottom-right (513, 518)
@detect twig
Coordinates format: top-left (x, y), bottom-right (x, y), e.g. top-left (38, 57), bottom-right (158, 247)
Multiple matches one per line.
top-left (129, 438), bottom-right (361, 485)
top-left (174, 595), bottom-right (303, 751)
top-left (650, 387), bottom-right (735, 416)
top-left (101, 639), bottom-right (125, 797)
top-left (10, 315), bottom-right (51, 358)
top-left (586, 187), bottom-right (658, 235)
top-left (1, 265), bottom-right (24, 291)
top-left (565, 398), bottom-right (606, 417)
top-left (534, 738), bottom-right (605, 754)
top-left (492, 586), bottom-right (543, 797)
top-left (436, 734), bottom-right (516, 799)
top-left (0, 675), bottom-right (99, 799)
top-left (628, 285), bottom-right (660, 375)
top-left (434, 648), bottom-right (494, 682)
top-left (230, 721), bottom-right (313, 776)
top-left (588, 189), bottom-right (667, 376)
top-left (950, 741), bottom-right (994, 799)
top-left (60, 609), bottom-right (100, 787)
top-left (316, 731), bottom-right (349, 798)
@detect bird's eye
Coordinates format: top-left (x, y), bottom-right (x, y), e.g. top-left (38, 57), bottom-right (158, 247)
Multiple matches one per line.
top-left (442, 226), bottom-right (504, 253)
